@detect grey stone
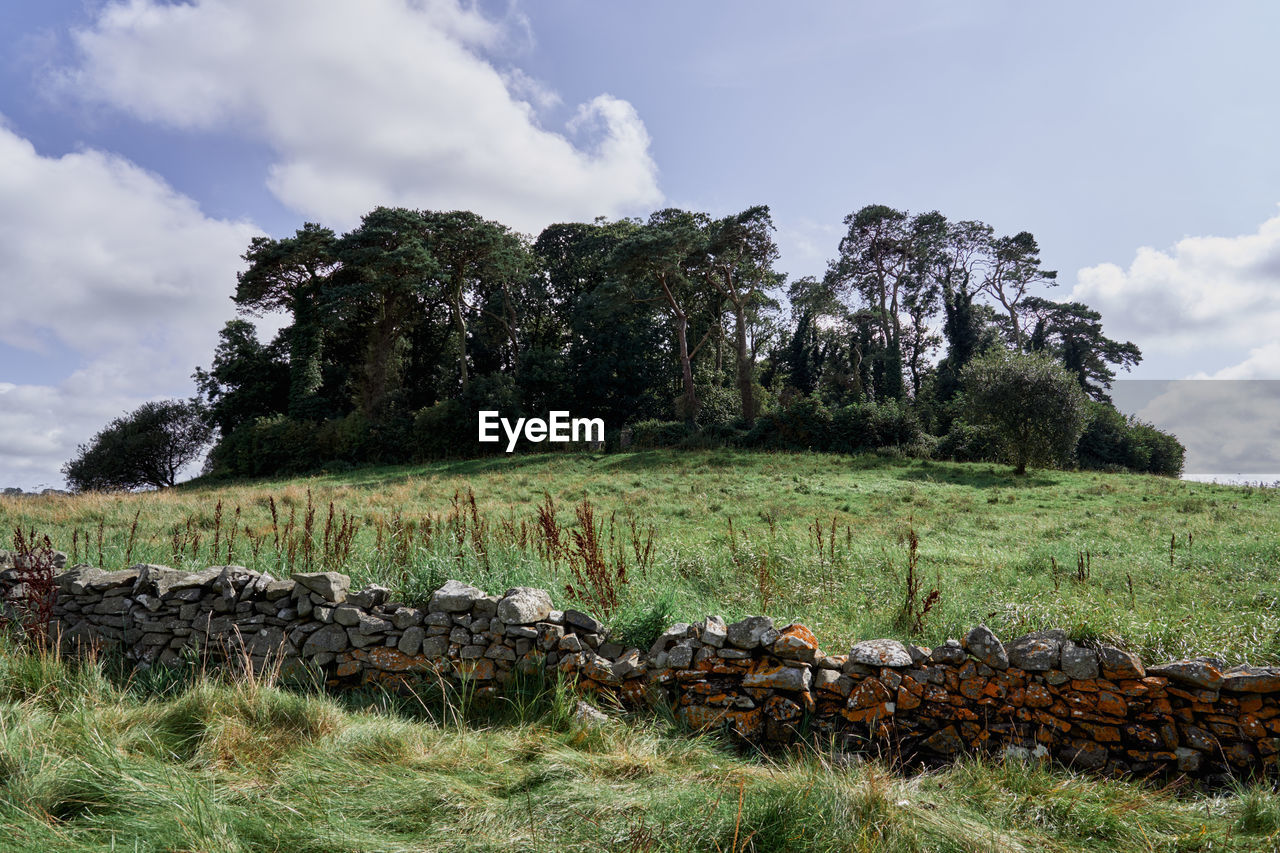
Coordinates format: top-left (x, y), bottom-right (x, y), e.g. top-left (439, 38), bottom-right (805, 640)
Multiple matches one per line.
top-left (358, 614), bottom-right (392, 635)
top-left (422, 636), bottom-right (448, 658)
top-left (649, 623), bottom-right (694, 656)
top-left (347, 586), bottom-right (389, 609)
top-left (1060, 644), bottom-right (1099, 679)
top-left (497, 587), bottom-right (553, 624)
top-left (1007, 633), bottom-right (1061, 672)
top-left (743, 664), bottom-right (811, 692)
top-left (726, 615), bottom-right (774, 650)
top-left (391, 607), bottom-right (423, 629)
top-left (302, 623), bottom-right (348, 656)
top-left (848, 639), bottom-right (912, 668)
top-left (598, 642), bottom-right (624, 659)
top-left (333, 605), bottom-right (362, 626)
top-left (1221, 666), bottom-right (1280, 693)
top-left (398, 626), bottom-right (424, 655)
top-left (667, 642), bottom-right (695, 669)
top-left (505, 625), bottom-right (538, 640)
top-left (429, 579), bottom-right (485, 613)
top-left (291, 572), bottom-right (350, 603)
top-left (264, 580), bottom-right (295, 600)
top-left (701, 615), bottom-right (727, 648)
top-left (963, 625), bottom-right (1008, 670)
top-left (564, 609), bottom-right (605, 634)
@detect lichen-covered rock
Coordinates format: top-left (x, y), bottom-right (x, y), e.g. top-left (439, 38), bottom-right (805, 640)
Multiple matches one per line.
top-left (930, 640), bottom-right (966, 665)
top-left (701, 615), bottom-right (727, 648)
top-left (742, 662), bottom-right (810, 692)
top-left (1148, 659), bottom-right (1224, 689)
top-left (848, 639), bottom-right (911, 668)
top-left (1060, 643), bottom-right (1100, 679)
top-left (771, 624), bottom-right (819, 662)
top-left (497, 587), bottom-right (553, 624)
top-left (1007, 633), bottom-right (1061, 671)
top-left (1097, 645), bottom-right (1145, 679)
top-left (429, 579), bottom-right (485, 613)
top-left (726, 615), bottom-right (774, 650)
top-left (963, 625), bottom-right (1008, 670)
top-left (564, 609), bottom-right (605, 634)
top-left (1221, 665), bottom-right (1280, 693)
top-left (291, 571), bottom-right (350, 603)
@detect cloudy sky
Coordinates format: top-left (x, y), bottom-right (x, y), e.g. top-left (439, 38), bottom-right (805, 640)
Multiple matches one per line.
top-left (1, 1), bottom-right (1279, 489)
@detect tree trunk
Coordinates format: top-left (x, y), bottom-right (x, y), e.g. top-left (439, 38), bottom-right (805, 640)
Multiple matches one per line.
top-left (451, 273), bottom-right (468, 391)
top-left (733, 303), bottom-right (755, 425)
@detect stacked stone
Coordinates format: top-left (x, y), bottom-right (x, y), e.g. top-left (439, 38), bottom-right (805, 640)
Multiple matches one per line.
top-left (804, 625), bottom-right (1280, 781)
top-left (651, 615), bottom-right (822, 741)
top-left (38, 565), bottom-right (1280, 780)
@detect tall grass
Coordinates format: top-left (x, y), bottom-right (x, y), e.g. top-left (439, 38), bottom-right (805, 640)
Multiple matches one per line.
top-left (1, 635), bottom-right (1278, 851)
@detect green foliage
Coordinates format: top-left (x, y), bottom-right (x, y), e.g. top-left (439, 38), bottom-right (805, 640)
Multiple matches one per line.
top-left (630, 419), bottom-right (693, 449)
top-left (936, 418), bottom-right (1005, 463)
top-left (744, 396), bottom-right (833, 450)
top-left (1077, 402), bottom-right (1184, 476)
top-left (960, 350), bottom-right (1088, 474)
top-left (831, 399), bottom-right (923, 452)
top-left (63, 400), bottom-right (212, 491)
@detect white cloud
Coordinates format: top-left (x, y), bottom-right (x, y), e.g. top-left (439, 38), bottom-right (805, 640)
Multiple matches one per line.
top-left (1070, 209), bottom-right (1280, 373)
top-left (0, 120), bottom-right (260, 490)
top-left (59, 0), bottom-right (662, 233)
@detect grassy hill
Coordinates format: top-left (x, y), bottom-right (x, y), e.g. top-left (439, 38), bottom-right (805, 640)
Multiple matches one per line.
top-left (5, 450), bottom-right (1280, 851)
top-left (5, 450), bottom-right (1280, 663)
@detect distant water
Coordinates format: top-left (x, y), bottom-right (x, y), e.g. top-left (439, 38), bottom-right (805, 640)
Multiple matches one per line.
top-left (1181, 473), bottom-right (1280, 487)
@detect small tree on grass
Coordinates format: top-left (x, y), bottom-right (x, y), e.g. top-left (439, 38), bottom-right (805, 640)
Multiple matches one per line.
top-left (960, 350), bottom-right (1086, 475)
top-left (63, 400), bottom-right (212, 491)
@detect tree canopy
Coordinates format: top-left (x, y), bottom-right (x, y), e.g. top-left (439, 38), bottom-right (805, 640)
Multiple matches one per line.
top-left (63, 400), bottom-right (212, 491)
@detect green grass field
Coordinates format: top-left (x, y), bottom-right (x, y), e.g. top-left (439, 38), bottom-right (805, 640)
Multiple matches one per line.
top-left (5, 450), bottom-right (1280, 663)
top-left (6, 450), bottom-right (1280, 850)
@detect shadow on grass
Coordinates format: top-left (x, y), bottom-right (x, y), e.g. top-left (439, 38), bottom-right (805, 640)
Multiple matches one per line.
top-left (895, 463), bottom-right (1060, 489)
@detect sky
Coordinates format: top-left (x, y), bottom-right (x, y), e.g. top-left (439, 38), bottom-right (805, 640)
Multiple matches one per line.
top-left (1, 0), bottom-right (1279, 490)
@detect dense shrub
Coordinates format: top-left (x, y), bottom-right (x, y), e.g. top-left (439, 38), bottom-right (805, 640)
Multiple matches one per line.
top-left (1077, 403), bottom-right (1184, 476)
top-left (831, 399), bottom-right (922, 452)
top-left (209, 415), bottom-right (324, 477)
top-left (692, 384), bottom-right (740, 427)
top-left (744, 396), bottom-right (833, 450)
top-left (936, 419), bottom-right (1005, 463)
top-left (630, 420), bottom-right (693, 449)
top-left (960, 350), bottom-right (1087, 474)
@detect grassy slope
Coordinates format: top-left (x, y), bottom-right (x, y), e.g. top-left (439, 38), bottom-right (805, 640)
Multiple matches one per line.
top-left (5, 450), bottom-right (1279, 662)
top-left (1, 641), bottom-right (1278, 852)
top-left (6, 450), bottom-right (1280, 850)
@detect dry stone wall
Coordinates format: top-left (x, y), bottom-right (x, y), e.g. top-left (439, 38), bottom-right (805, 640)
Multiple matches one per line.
top-left (28, 562), bottom-right (1280, 782)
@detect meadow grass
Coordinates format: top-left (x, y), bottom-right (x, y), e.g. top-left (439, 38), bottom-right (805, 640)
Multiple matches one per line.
top-left (4, 449), bottom-right (1280, 663)
top-left (0, 638), bottom-right (1278, 852)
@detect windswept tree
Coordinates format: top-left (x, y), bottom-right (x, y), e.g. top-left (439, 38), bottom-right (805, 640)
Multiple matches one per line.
top-left (234, 223), bottom-right (339, 420)
top-left (825, 205), bottom-right (912, 400)
top-left (704, 205), bottom-right (780, 424)
top-left (63, 400), bottom-right (212, 491)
